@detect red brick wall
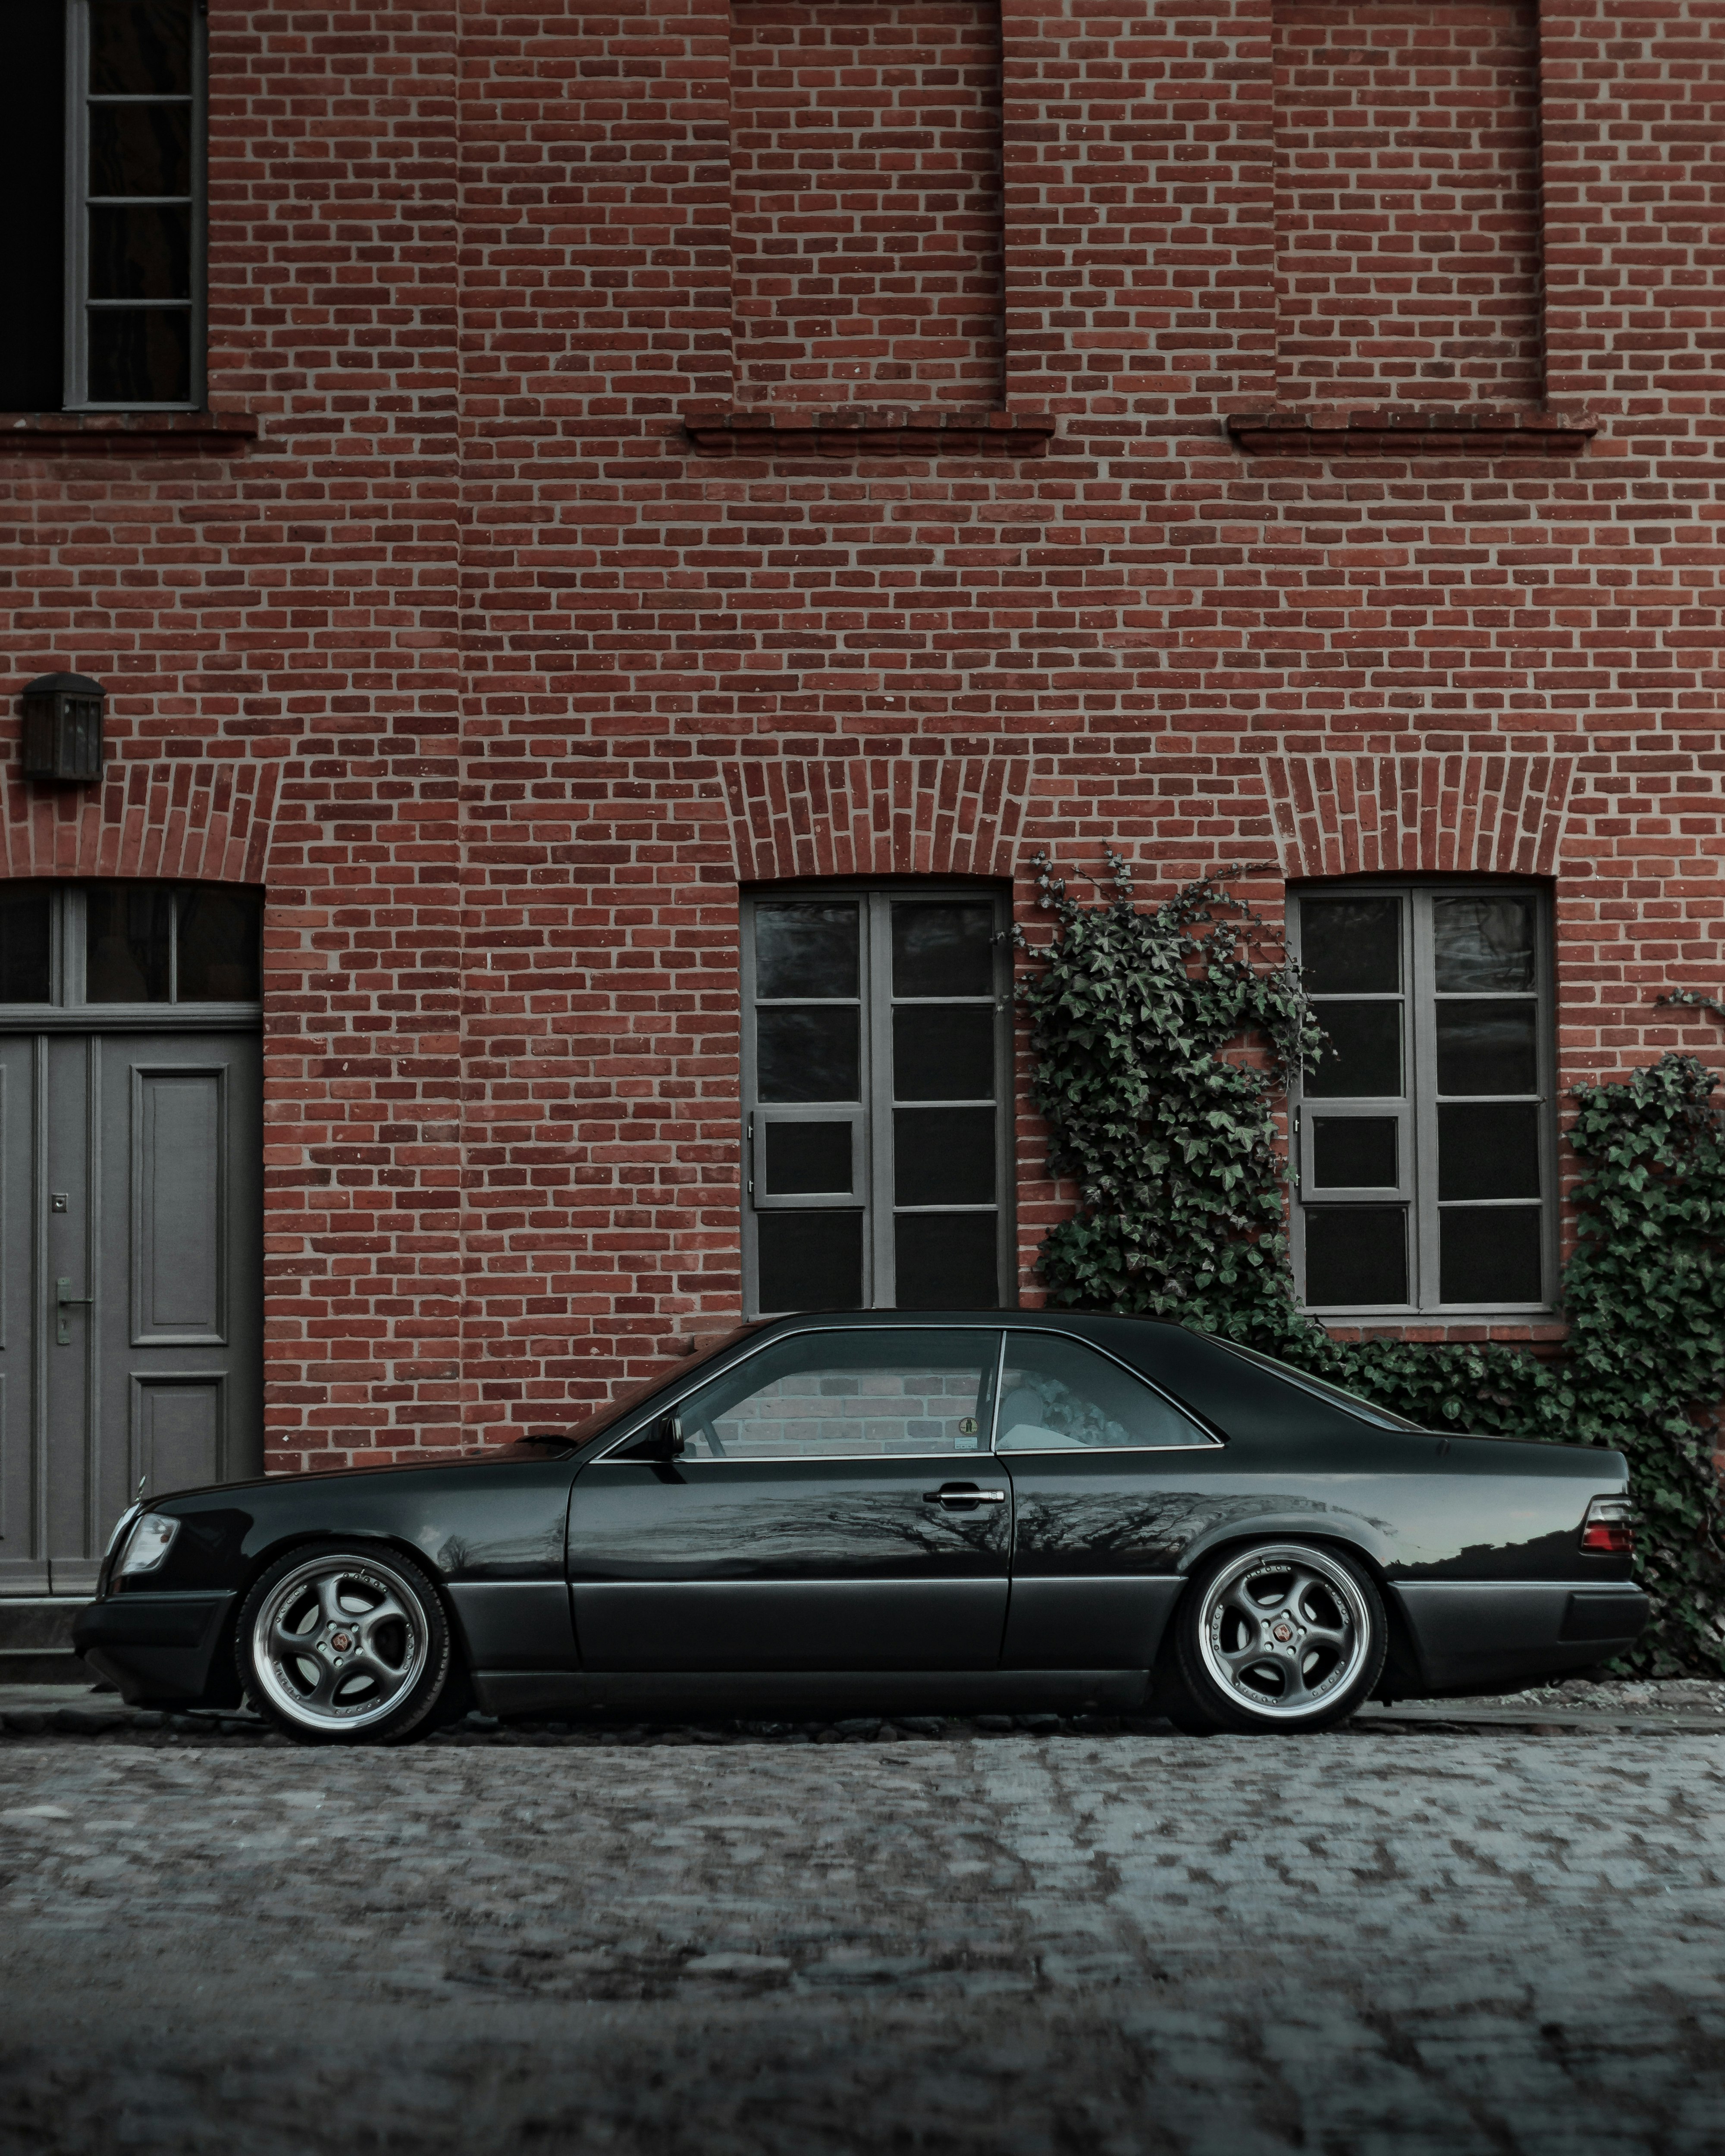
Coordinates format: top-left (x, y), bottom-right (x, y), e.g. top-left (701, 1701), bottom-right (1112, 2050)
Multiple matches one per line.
top-left (1, 0), bottom-right (1723, 1465)
top-left (1274, 0), bottom-right (1543, 404)
top-left (732, 0), bottom-right (1004, 406)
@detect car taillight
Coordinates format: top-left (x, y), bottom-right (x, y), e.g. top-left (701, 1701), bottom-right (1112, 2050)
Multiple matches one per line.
top-left (1581, 1496), bottom-right (1634, 1554)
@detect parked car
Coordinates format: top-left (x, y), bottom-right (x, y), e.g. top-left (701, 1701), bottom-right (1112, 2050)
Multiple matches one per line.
top-left (75, 1311), bottom-right (1648, 1742)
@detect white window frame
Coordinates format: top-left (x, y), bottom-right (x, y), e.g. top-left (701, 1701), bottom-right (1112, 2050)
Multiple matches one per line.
top-left (1289, 881), bottom-right (1558, 1319)
top-left (64, 0), bottom-right (205, 411)
top-left (740, 884), bottom-right (1015, 1317)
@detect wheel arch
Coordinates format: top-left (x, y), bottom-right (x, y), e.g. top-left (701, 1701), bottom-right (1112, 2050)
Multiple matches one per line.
top-left (231, 1530), bottom-right (474, 1685)
top-left (1156, 1525), bottom-right (1422, 1700)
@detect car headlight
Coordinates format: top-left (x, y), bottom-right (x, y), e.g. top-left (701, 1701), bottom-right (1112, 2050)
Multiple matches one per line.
top-left (115, 1512), bottom-right (181, 1578)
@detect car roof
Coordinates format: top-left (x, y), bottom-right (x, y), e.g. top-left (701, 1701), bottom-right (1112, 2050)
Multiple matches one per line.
top-left (746, 1310), bottom-right (1178, 1332)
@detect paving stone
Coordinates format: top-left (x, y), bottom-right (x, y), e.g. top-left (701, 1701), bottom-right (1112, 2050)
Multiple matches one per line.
top-left (1, 1722), bottom-right (1721, 2153)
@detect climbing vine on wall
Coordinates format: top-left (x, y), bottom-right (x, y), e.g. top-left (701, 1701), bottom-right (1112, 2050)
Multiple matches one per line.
top-left (1017, 856), bottom-right (1725, 1677)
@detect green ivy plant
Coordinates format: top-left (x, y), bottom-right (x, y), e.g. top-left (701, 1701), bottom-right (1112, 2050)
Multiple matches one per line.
top-left (1017, 856), bottom-right (1725, 1676)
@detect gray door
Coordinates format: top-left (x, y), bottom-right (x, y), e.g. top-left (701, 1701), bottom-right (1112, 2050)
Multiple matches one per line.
top-left (0, 1031), bottom-right (262, 1596)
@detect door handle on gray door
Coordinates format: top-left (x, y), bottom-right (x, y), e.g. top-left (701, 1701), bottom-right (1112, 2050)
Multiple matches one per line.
top-left (55, 1277), bottom-right (93, 1347)
top-left (923, 1483), bottom-right (1008, 1510)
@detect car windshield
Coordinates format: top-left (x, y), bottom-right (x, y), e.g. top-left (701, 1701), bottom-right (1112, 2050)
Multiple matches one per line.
top-left (1209, 1339), bottom-right (1429, 1432)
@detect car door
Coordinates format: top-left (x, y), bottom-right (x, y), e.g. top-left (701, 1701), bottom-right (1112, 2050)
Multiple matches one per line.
top-left (567, 1326), bottom-right (1010, 1670)
top-left (996, 1328), bottom-right (1226, 1670)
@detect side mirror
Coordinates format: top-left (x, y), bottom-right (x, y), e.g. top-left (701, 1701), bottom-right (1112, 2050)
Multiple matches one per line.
top-left (643, 1413), bottom-right (686, 1463)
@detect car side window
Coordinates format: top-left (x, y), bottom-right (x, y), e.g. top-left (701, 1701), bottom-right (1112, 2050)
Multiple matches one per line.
top-left (671, 1329), bottom-right (999, 1462)
top-left (996, 1333), bottom-right (1214, 1451)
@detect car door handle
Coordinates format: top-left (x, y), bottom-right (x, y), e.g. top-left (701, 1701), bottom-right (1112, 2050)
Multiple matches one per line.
top-left (923, 1484), bottom-right (1008, 1509)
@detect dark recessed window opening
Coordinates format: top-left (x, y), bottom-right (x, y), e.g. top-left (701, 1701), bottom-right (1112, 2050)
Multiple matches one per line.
top-left (0, 881), bottom-right (260, 1007)
top-left (0, 0), bottom-right (204, 412)
top-left (742, 886), bottom-right (1012, 1316)
top-left (1292, 884), bottom-right (1552, 1314)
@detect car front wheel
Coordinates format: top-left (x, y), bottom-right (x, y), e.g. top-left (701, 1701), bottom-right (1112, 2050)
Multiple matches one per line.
top-left (1167, 1541), bottom-right (1386, 1734)
top-left (237, 1542), bottom-right (453, 1745)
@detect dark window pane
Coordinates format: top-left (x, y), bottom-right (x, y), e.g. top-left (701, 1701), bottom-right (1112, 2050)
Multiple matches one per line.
top-left (999, 1333), bottom-right (1209, 1449)
top-left (1433, 896), bottom-right (1537, 993)
top-left (176, 887), bottom-right (260, 1000)
top-left (756, 1212), bottom-right (862, 1313)
top-left (88, 206), bottom-right (191, 298)
top-left (1440, 1207), bottom-right (1543, 1304)
top-left (894, 1211), bottom-right (999, 1309)
top-left (89, 0), bottom-right (192, 94)
top-left (891, 902), bottom-right (994, 998)
top-left (683, 1330), bottom-right (995, 1457)
top-left (763, 1121), bottom-right (854, 1197)
top-left (753, 902), bottom-right (858, 1000)
top-left (86, 307), bottom-right (191, 403)
top-left (1435, 1001), bottom-right (1538, 1096)
top-left (1438, 1104), bottom-right (1540, 1201)
top-left (0, 0), bottom-right (65, 412)
top-left (90, 103), bottom-right (191, 197)
top-left (893, 1004), bottom-right (994, 1102)
top-left (757, 1007), bottom-right (859, 1103)
top-left (1311, 1117), bottom-right (1397, 1189)
top-left (1305, 1002), bottom-right (1402, 1097)
top-left (1299, 896), bottom-right (1400, 994)
top-left (85, 883), bottom-right (172, 1002)
top-left (894, 1107), bottom-right (995, 1205)
top-left (0, 886), bottom-right (51, 1003)
top-left (1303, 1208), bottom-right (1408, 1307)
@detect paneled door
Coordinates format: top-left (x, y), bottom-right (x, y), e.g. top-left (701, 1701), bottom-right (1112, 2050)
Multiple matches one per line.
top-left (0, 881), bottom-right (264, 1596)
top-left (0, 1031), bottom-right (263, 1595)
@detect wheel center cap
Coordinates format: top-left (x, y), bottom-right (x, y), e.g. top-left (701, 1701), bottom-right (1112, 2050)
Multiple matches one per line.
top-left (1271, 1620), bottom-right (1295, 1644)
top-left (331, 1630), bottom-right (353, 1652)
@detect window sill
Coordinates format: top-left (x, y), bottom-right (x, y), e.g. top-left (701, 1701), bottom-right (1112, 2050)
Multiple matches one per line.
top-left (1227, 407), bottom-right (1596, 458)
top-left (682, 405), bottom-right (1056, 458)
top-left (0, 410), bottom-right (258, 450)
top-left (1309, 1311), bottom-right (1565, 1336)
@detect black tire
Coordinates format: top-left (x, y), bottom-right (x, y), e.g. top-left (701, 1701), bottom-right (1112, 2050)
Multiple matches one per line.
top-left (236, 1540), bottom-right (453, 1746)
top-left (1166, 1540), bottom-right (1387, 1735)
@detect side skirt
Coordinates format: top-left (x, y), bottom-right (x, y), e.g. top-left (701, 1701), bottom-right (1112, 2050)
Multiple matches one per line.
top-left (473, 1668), bottom-right (1152, 1721)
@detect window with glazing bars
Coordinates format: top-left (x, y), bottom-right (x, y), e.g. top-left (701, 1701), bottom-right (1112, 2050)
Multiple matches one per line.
top-left (0, 882), bottom-right (260, 1006)
top-left (741, 888), bottom-right (1013, 1316)
top-left (0, 0), bottom-right (203, 412)
top-left (1290, 885), bottom-right (1555, 1315)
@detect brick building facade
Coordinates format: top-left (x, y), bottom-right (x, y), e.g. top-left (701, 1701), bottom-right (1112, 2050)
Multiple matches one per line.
top-left (3, 0), bottom-right (1724, 1561)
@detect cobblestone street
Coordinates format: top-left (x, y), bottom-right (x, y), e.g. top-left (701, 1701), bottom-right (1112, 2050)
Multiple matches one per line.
top-left (2, 1703), bottom-right (1722, 2155)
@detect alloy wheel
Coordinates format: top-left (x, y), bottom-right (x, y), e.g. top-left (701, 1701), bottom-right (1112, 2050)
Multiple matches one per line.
top-left (1194, 1544), bottom-right (1373, 1722)
top-left (250, 1553), bottom-right (430, 1733)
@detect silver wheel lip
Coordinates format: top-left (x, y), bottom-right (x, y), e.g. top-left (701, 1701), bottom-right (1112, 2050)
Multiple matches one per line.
top-left (251, 1553), bottom-right (429, 1731)
top-left (1195, 1542), bottom-right (1371, 1723)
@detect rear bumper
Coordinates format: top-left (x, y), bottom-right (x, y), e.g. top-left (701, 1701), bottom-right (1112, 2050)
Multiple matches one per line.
top-left (70, 1592), bottom-right (237, 1706)
top-left (1394, 1581), bottom-right (1650, 1694)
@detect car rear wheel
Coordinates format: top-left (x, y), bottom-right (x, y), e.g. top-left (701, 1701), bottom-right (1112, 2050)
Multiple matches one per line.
top-left (1167, 1541), bottom-right (1386, 1734)
top-left (237, 1542), bottom-right (452, 1745)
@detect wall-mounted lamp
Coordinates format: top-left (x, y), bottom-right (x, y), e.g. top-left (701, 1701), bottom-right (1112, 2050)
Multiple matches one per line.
top-left (19, 673), bottom-right (105, 784)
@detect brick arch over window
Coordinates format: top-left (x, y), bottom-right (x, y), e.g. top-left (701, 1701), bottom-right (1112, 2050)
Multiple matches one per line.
top-left (1262, 753), bottom-right (1576, 880)
top-left (721, 755), bottom-right (1033, 882)
top-left (0, 761), bottom-right (278, 882)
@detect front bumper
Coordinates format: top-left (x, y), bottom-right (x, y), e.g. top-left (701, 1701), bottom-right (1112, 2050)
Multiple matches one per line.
top-left (71, 1592), bottom-right (238, 1706)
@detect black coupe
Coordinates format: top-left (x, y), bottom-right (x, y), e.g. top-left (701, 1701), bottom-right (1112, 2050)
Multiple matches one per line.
top-left (75, 1311), bottom-right (1648, 1742)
